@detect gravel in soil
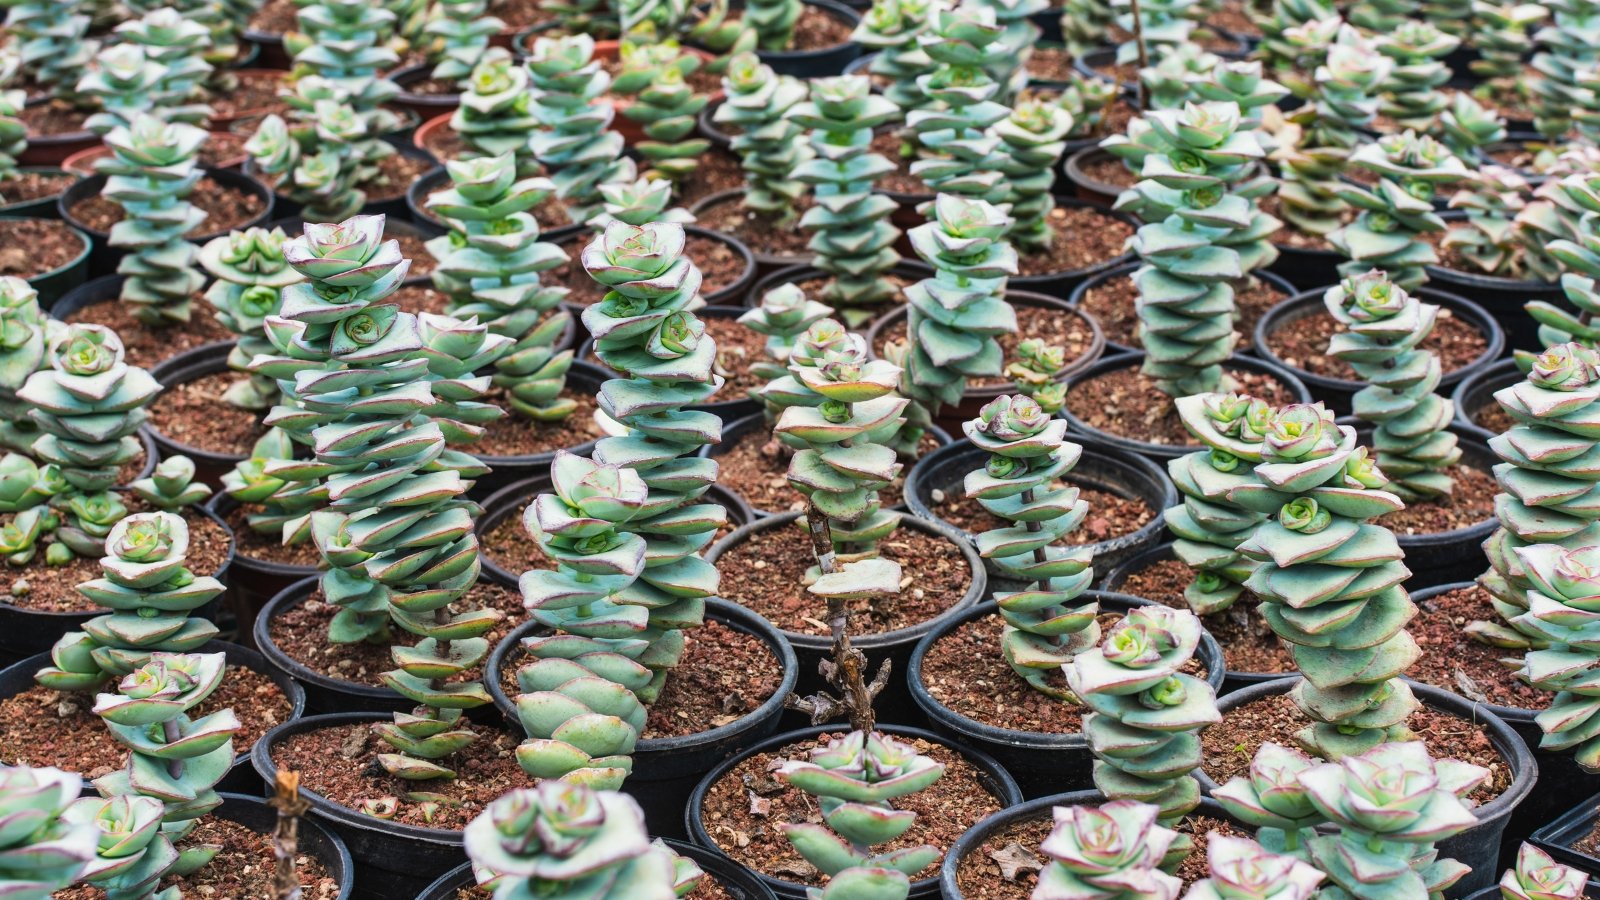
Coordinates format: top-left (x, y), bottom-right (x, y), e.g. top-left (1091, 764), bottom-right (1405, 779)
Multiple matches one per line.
top-left (703, 314), bottom-right (768, 400)
top-left (932, 482), bottom-right (1154, 546)
top-left (1078, 154), bottom-right (1138, 191)
top-left (699, 732), bottom-right (1004, 886)
top-left (1119, 558), bottom-right (1296, 676)
top-left (868, 129), bottom-right (927, 197)
top-left (274, 721), bottom-right (532, 829)
top-left (0, 218), bottom-right (83, 280)
top-left (0, 170), bottom-right (75, 207)
top-left (1407, 583), bottom-right (1540, 711)
top-left (421, 120), bottom-right (468, 162)
top-left (364, 153), bottom-right (437, 203)
top-left (62, 292), bottom-right (234, 369)
top-left (18, 99), bottom-right (89, 137)
top-left (697, 195), bottom-right (814, 260)
top-left (2, 502), bottom-right (230, 612)
top-left (1175, 818), bottom-right (1250, 887)
top-left (391, 284), bottom-right (452, 316)
top-left (53, 815), bottom-right (341, 900)
top-left (1025, 46), bottom-right (1076, 83)
top-left (0, 665), bottom-right (292, 774)
top-left (223, 503), bottom-right (325, 569)
top-left (1211, 0), bottom-right (1264, 36)
top-left (265, 581), bottom-right (523, 688)
top-left (147, 370), bottom-right (266, 457)
top-left (1200, 692), bottom-right (1512, 806)
top-left (393, 230), bottom-right (438, 279)
top-left (206, 70), bottom-right (290, 123)
top-left (247, 0), bottom-right (296, 33)
top-left (455, 388), bottom-right (603, 459)
top-left (551, 233), bottom-right (746, 304)
top-left (496, 618), bottom-right (782, 740)
top-left (1076, 270), bottom-right (1284, 349)
top-left (1066, 364), bottom-right (1299, 447)
top-left (1377, 462), bottom-right (1497, 535)
top-left (674, 147), bottom-right (746, 207)
top-left (712, 427), bottom-right (935, 515)
top-left (68, 175), bottom-right (266, 237)
top-left (1266, 306), bottom-right (1488, 381)
top-left (1014, 206), bottom-right (1133, 277)
top-left (715, 524), bottom-right (971, 636)
top-left (876, 304), bottom-right (1097, 388)
top-left (481, 503), bottom-right (557, 576)
top-left (778, 4), bottom-right (857, 50)
top-left (1473, 400), bottom-right (1513, 436)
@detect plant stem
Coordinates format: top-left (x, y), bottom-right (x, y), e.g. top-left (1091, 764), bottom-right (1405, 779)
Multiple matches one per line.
top-left (803, 506), bottom-right (877, 734)
top-left (1129, 0), bottom-right (1150, 109)
top-left (269, 770), bottom-right (311, 900)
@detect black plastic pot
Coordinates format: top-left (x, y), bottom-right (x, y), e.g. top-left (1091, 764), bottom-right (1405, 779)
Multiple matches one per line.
top-left (206, 492), bottom-right (318, 654)
top-left (1062, 146), bottom-right (1130, 208)
top-left (1067, 262), bottom-right (1298, 358)
top-left (1452, 357), bottom-right (1519, 433)
top-left (390, 62), bottom-right (461, 121)
top-left (712, 0), bottom-right (863, 77)
top-left (1533, 794), bottom-right (1600, 880)
top-left (1060, 351), bottom-right (1312, 462)
top-left (1251, 285), bottom-right (1506, 416)
top-left (252, 572), bottom-right (513, 715)
top-left (19, 99), bottom-right (96, 168)
top-left (903, 437), bottom-right (1175, 576)
top-left (214, 792), bottom-right (356, 894)
top-left (486, 598), bottom-right (798, 839)
top-left (704, 511), bottom-right (986, 725)
top-left (688, 187), bottom-right (812, 271)
top-left (551, 224), bottom-right (758, 308)
top-left (251, 711), bottom-right (480, 899)
top-left (1267, 242), bottom-right (1345, 292)
top-left (467, 358), bottom-right (608, 500)
top-left (59, 167), bottom-right (274, 276)
top-left (417, 837), bottom-right (780, 899)
top-left (685, 723), bottom-right (1023, 899)
top-left (1199, 676), bottom-right (1536, 898)
top-left (1425, 264), bottom-right (1563, 354)
top-left (1464, 884), bottom-right (1600, 900)
top-left (908, 594), bottom-right (1225, 799)
top-left (403, 165), bottom-right (583, 243)
top-left (1008, 197), bottom-right (1138, 296)
top-left (0, 638), bottom-right (303, 794)
top-left (144, 341), bottom-right (254, 490)
top-left (0, 217), bottom-right (91, 307)
top-left (0, 166), bottom-right (79, 219)
top-left (578, 306), bottom-right (759, 421)
top-left (938, 791), bottom-right (1250, 899)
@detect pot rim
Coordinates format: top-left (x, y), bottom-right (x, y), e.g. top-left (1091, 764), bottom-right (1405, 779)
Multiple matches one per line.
top-left (1403, 580), bottom-right (1538, 727)
top-left (0, 166), bottom-right (82, 214)
top-left (57, 166), bottom-right (275, 244)
top-left (0, 216), bottom-right (92, 284)
top-left (1067, 261), bottom-right (1299, 355)
top-left (205, 491), bottom-right (321, 579)
top-left (552, 224), bottom-right (758, 307)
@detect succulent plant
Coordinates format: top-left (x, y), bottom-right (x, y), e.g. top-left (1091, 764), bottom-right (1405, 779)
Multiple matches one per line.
top-left (1255, 0), bottom-right (1336, 94)
top-left (76, 44), bottom-right (166, 136)
top-left (526, 34), bottom-right (631, 225)
top-left (739, 284), bottom-right (837, 393)
top-left (545, 0), bottom-right (620, 36)
top-left (1183, 835), bottom-right (1325, 900)
top-left (1530, 0), bottom-right (1600, 139)
top-left (1525, 174), bottom-right (1600, 350)
top-left (684, 0), bottom-right (759, 76)
top-left (199, 226), bottom-right (304, 411)
top-left (1117, 100), bottom-right (1277, 397)
top-left (464, 782), bottom-right (683, 898)
top-left (0, 763), bottom-right (100, 898)
top-left (1067, 606), bottom-right (1219, 820)
top-left (775, 730), bottom-right (944, 899)
top-left (424, 154), bottom-right (578, 423)
top-left (219, 428), bottom-right (317, 547)
top-left (64, 651), bottom-right (240, 899)
top-left (1442, 167), bottom-right (1534, 278)
top-left (127, 456), bottom-right (212, 512)
top-left (1514, 172), bottom-right (1590, 286)
top-left (1224, 400), bottom-right (1420, 758)
top-left (17, 325), bottom-right (160, 561)
top-left (0, 54), bottom-right (24, 192)
top-left (125, 0), bottom-right (244, 82)
top-left (1349, 0), bottom-right (1416, 32)
top-left (1509, 544), bottom-right (1600, 770)
top-left (907, 4), bottom-right (1009, 205)
top-left (5, 0), bottom-right (97, 102)
top-left (1373, 21), bottom-right (1459, 132)
top-left (614, 41), bottom-right (711, 187)
top-left (1438, 93), bottom-right (1508, 161)
top-left (896, 194), bottom-right (1017, 443)
top-left (589, 161), bottom-right (694, 229)
top-left (414, 312), bottom-right (513, 462)
top-left (853, 0), bottom-right (935, 112)
top-left (1329, 131), bottom-right (1467, 290)
top-left (1141, 44), bottom-right (1219, 112)
top-left (1323, 270), bottom-right (1460, 502)
top-left (1212, 741), bottom-right (1328, 854)
top-left (619, 0), bottom-right (691, 39)
top-left (1003, 340), bottom-right (1068, 414)
top-left (284, 0), bottom-right (403, 140)
top-left (789, 76), bottom-right (903, 321)
top-left (424, 0), bottom-right (504, 87)
top-left (1300, 742), bottom-right (1486, 898)
top-left (960, 394), bottom-right (1099, 696)
top-left (99, 115), bottom-right (209, 327)
top-left (450, 49), bottom-right (539, 173)
top-left (1499, 843), bottom-right (1589, 900)
top-left (1190, 59), bottom-right (1290, 130)
top-left (1165, 393), bottom-right (1274, 616)
top-left (34, 512), bottom-right (224, 690)
top-left (742, 0), bottom-right (801, 49)
top-left (112, 7), bottom-right (215, 126)
top-left (245, 105), bottom-right (366, 223)
top-left (1470, 0), bottom-right (1546, 83)
top-left (1111, 0), bottom-right (1197, 66)
top-left (992, 100), bottom-right (1073, 252)
top-left (0, 277), bottom-right (50, 454)
top-left (1054, 75), bottom-right (1119, 144)
top-left (1033, 801), bottom-right (1183, 900)
top-left (713, 52), bottom-right (811, 231)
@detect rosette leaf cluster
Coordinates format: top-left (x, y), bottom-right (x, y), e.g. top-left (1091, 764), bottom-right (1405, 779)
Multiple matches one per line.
top-left (789, 76), bottom-right (903, 319)
top-left (285, 0), bottom-right (403, 137)
top-left (1189, 60), bottom-right (1290, 129)
top-left (1443, 166), bottom-right (1534, 278)
top-left (739, 283), bottom-right (835, 393)
top-left (1373, 22), bottom-right (1459, 132)
top-left (245, 105), bottom-right (366, 223)
top-left (1227, 401), bottom-right (1420, 759)
top-left (1254, 0), bottom-right (1336, 95)
top-left (1184, 835), bottom-right (1324, 900)
top-left (907, 4), bottom-right (1010, 204)
top-left (1003, 340), bottom-right (1067, 414)
top-left (0, 276), bottom-right (50, 453)
top-left (713, 53), bottom-right (810, 230)
top-left (1525, 173), bottom-right (1600, 349)
top-left (112, 8), bottom-right (215, 125)
top-left (1439, 93), bottom-right (1508, 161)
top-left (0, 52), bottom-right (24, 188)
top-left (127, 456), bottom-right (211, 512)
top-left (1110, 0), bottom-right (1196, 65)
top-left (0, 764), bottom-right (99, 898)
top-left (4, 0), bottom-right (96, 101)
top-left (1323, 270), bottom-right (1460, 501)
top-left (746, 0), bottom-right (801, 49)
top-left (590, 160), bottom-right (693, 229)
top-left (1530, 0), bottom-right (1600, 139)
top-left (219, 428), bottom-right (317, 547)
top-left (1329, 131), bottom-right (1467, 290)
top-left (992, 100), bottom-right (1073, 251)
top-left (76, 44), bottom-right (167, 136)
top-left (615, 41), bottom-right (711, 186)
top-left (449, 49), bottom-right (539, 172)
top-left (424, 0), bottom-right (504, 87)
top-left (424, 153), bottom-right (577, 422)
top-left (852, 0), bottom-right (935, 112)
top-left (1140, 44), bottom-right (1219, 112)
top-left (278, 72), bottom-right (395, 195)
top-left (1033, 801), bottom-right (1183, 900)
top-left (1212, 741), bottom-right (1327, 852)
top-left (526, 34), bottom-right (630, 225)
top-left (200, 226), bottom-right (304, 411)
top-left (1508, 544), bottom-right (1600, 770)
top-left (100, 115), bottom-right (209, 327)
top-left (962, 394), bottom-right (1099, 697)
top-left (1066, 606), bottom-right (1220, 819)
top-left (1500, 843), bottom-right (1588, 900)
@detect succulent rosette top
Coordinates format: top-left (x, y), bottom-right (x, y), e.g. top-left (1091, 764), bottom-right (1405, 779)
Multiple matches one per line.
top-left (1182, 835), bottom-right (1325, 900)
top-left (1212, 741), bottom-right (1329, 851)
top-left (714, 52), bottom-right (811, 230)
top-left (1329, 131), bottom-right (1468, 290)
top-left (739, 284), bottom-right (836, 392)
top-left (1526, 173), bottom-right (1600, 351)
top-left (906, 3), bottom-right (1011, 205)
top-left (1499, 843), bottom-right (1589, 900)
top-left (450, 50), bottom-right (540, 172)
top-left (1509, 544), bottom-right (1600, 770)
top-left (99, 114), bottom-right (210, 326)
top-left (1033, 800), bottom-right (1184, 900)
top-left (852, 0), bottom-right (934, 112)
top-left (526, 34), bottom-right (630, 224)
top-left (0, 764), bottom-right (99, 899)
top-left (200, 226), bottom-right (305, 411)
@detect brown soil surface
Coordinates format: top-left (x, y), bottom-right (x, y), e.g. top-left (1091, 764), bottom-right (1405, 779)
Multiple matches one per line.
top-left (711, 426), bottom-right (935, 515)
top-left (19, 99), bottom-right (89, 137)
top-left (784, 4), bottom-right (856, 49)
top-left (62, 294), bottom-right (233, 369)
top-left (1378, 462), bottom-right (1497, 535)
top-left (391, 284), bottom-right (452, 316)
top-left (1119, 557), bottom-right (1296, 676)
top-left (69, 175), bottom-right (265, 237)
top-left (1076, 271), bottom-right (1285, 349)
top-left (274, 721), bottom-right (531, 829)
top-left (1, 665), bottom-right (292, 774)
top-left (869, 129), bottom-right (926, 197)
top-left (1078, 154), bottom-right (1138, 191)
top-left (1201, 691), bottom-right (1512, 806)
top-left (400, 75), bottom-right (459, 97)
top-left (223, 503), bottom-right (325, 569)
top-left (675, 147), bottom-right (746, 207)
top-left (207, 70), bottom-right (291, 123)
top-left (1408, 583), bottom-right (1541, 710)
top-left (550, 232), bottom-right (747, 304)
top-left (1015, 206), bottom-right (1133, 277)
top-left (1065, 364), bottom-right (1299, 447)
top-left (715, 524), bottom-right (971, 636)
top-left (932, 483), bottom-right (1154, 546)
top-left (394, 230), bottom-right (438, 279)
top-left (421, 119), bottom-right (468, 162)
top-left (1473, 400), bottom-right (1513, 436)
top-left (1175, 818), bottom-right (1250, 887)
top-left (876, 303), bottom-right (1097, 388)
top-left (1025, 46), bottom-right (1076, 83)
top-left (1267, 306), bottom-right (1488, 381)
top-left (1212, 0), bottom-right (1264, 36)
top-left (247, 0), bottom-right (296, 33)
top-left (147, 370), bottom-right (266, 457)
top-left (0, 170), bottom-right (74, 207)
top-left (364, 153), bottom-right (437, 203)
top-left (699, 732), bottom-right (1004, 885)
top-left (698, 194), bottom-right (814, 260)
top-left (455, 388), bottom-right (602, 459)
top-left (785, 271), bottom-right (915, 316)
top-left (0, 218), bottom-right (83, 279)
top-left (700, 314), bottom-right (764, 398)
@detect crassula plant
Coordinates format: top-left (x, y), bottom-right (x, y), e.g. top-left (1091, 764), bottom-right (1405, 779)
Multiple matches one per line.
top-left (0, 276), bottom-right (50, 454)
top-left (1033, 801), bottom-right (1183, 900)
top-left (0, 52), bottom-right (24, 192)
top-left (739, 283), bottom-right (835, 393)
top-left (424, 0), bottom-right (504, 87)
top-left (1003, 340), bottom-right (1068, 414)
top-left (775, 730), bottom-right (945, 900)
top-left (1499, 843), bottom-right (1588, 900)
top-left (5, 0), bottom-right (96, 103)
top-left (1438, 93), bottom-right (1508, 162)
top-left (245, 104), bottom-right (367, 223)
top-left (1212, 741), bottom-right (1327, 854)
top-left (450, 49), bottom-right (539, 172)
top-left (1471, 0), bottom-right (1545, 97)
top-left (1111, 0), bottom-right (1196, 66)
top-left (993, 100), bottom-right (1073, 252)
top-left (424, 153), bottom-right (577, 422)
top-left (526, 34), bottom-right (630, 225)
top-left (1373, 21), bottom-right (1458, 132)
top-left (1067, 607), bottom-right (1219, 821)
top-left (1525, 173), bottom-right (1600, 350)
top-left (1530, 0), bottom-right (1600, 139)
top-left (219, 428), bottom-right (316, 549)
top-left (1508, 543), bottom-right (1600, 770)
top-left (1323, 270), bottom-right (1460, 501)
top-left (1329, 130), bottom-right (1467, 289)
top-left (283, 0), bottom-right (402, 139)
top-left (789, 75), bottom-right (903, 322)
top-left (127, 456), bottom-right (210, 512)
top-left (907, 4), bottom-right (1010, 205)
top-left (589, 161), bottom-right (693, 229)
top-left (113, 8), bottom-right (214, 125)
top-left (0, 763), bottom-right (99, 897)
top-left (852, 0), bottom-right (934, 113)
top-left (35, 512), bottom-right (224, 690)
top-left (76, 44), bottom-right (167, 136)
top-left (614, 41), bottom-right (710, 187)
top-left (1182, 835), bottom-right (1324, 900)
top-left (100, 115), bottom-right (209, 327)
top-left (1443, 166), bottom-right (1535, 279)
top-left (713, 52), bottom-right (810, 230)
top-left (962, 394), bottom-right (1099, 696)
top-left (199, 226), bottom-right (304, 411)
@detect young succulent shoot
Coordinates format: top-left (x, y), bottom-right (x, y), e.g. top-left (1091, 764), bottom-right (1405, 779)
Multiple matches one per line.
top-left (962, 394), bottom-right (1099, 697)
top-left (101, 114), bottom-right (210, 327)
top-left (1224, 400), bottom-right (1420, 758)
top-left (1211, 741), bottom-right (1328, 855)
top-left (76, 43), bottom-right (166, 136)
top-left (1471, 0), bottom-right (1546, 86)
top-left (1499, 843), bottom-right (1589, 900)
top-left (1165, 393), bottom-right (1274, 617)
top-left (284, 0), bottom-right (402, 140)
top-left (853, 0), bottom-right (935, 113)
top-left (738, 283), bottom-right (836, 392)
top-left (424, 153), bottom-right (577, 423)
top-left (424, 0), bottom-right (504, 88)
top-left (589, 160), bottom-right (694, 229)
top-left (1510, 544), bottom-right (1600, 770)
top-left (744, 0), bottom-right (801, 48)
top-left (1033, 801), bottom-right (1184, 900)
top-left (1140, 44), bottom-right (1219, 112)
top-left (64, 652), bottom-right (240, 899)
top-left (1443, 167), bottom-right (1533, 278)
top-left (1003, 340), bottom-right (1068, 414)
top-left (464, 782), bottom-right (683, 898)
top-left (619, 0), bottom-right (691, 39)
top-left (0, 763), bottom-right (100, 897)
top-left (615, 41), bottom-right (711, 186)
top-left (1323, 270), bottom-right (1460, 501)
top-left (526, 34), bottom-right (630, 224)
top-left (0, 276), bottom-right (50, 454)
top-left (127, 457), bottom-right (212, 512)
top-left (1111, 0), bottom-right (1198, 66)
top-left (1530, 0), bottom-right (1600, 139)
top-left (245, 106), bottom-right (366, 224)
top-left (1183, 835), bottom-right (1325, 900)
top-left (543, 0), bottom-right (619, 36)
top-left (199, 226), bottom-right (304, 411)
top-left (1060, 0), bottom-right (1115, 57)
top-left (219, 428), bottom-right (317, 547)
top-left (992, 100), bottom-right (1074, 252)
top-left (1066, 606), bottom-right (1220, 821)
top-left (713, 52), bottom-right (811, 231)
top-left (5, 0), bottom-right (97, 103)
top-left (1254, 0), bottom-right (1336, 94)
top-left (1189, 59), bottom-right (1290, 130)
top-left (684, 0), bottom-right (759, 76)
top-left (908, 4), bottom-right (1010, 205)
top-left (450, 49), bottom-right (540, 172)
top-left (1054, 75), bottom-right (1119, 143)
top-left (1329, 130), bottom-right (1467, 290)
top-left (18, 325), bottom-right (160, 562)
top-left (1439, 93), bottom-right (1509, 161)
top-left (775, 730), bottom-right (945, 900)
top-left (112, 7), bottom-right (215, 126)
top-left (1373, 21), bottom-right (1459, 132)
top-left (35, 512), bottom-right (224, 690)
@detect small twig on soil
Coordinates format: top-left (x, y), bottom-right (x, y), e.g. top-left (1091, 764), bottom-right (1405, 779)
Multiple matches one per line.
top-left (1129, 0), bottom-right (1150, 109)
top-left (269, 769), bottom-right (312, 900)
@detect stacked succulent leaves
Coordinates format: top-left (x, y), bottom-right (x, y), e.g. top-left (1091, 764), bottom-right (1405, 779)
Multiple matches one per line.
top-left (714, 52), bottom-right (811, 231)
top-left (451, 50), bottom-right (540, 171)
top-left (0, 764), bottom-right (99, 895)
top-left (1329, 131), bottom-right (1466, 290)
top-left (906, 4), bottom-right (1009, 204)
top-left (615, 42), bottom-right (711, 187)
top-left (99, 116), bottom-right (210, 327)
top-left (1509, 543), bottom-right (1600, 770)
top-left (199, 226), bottom-right (304, 411)
top-left (526, 34), bottom-right (631, 225)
